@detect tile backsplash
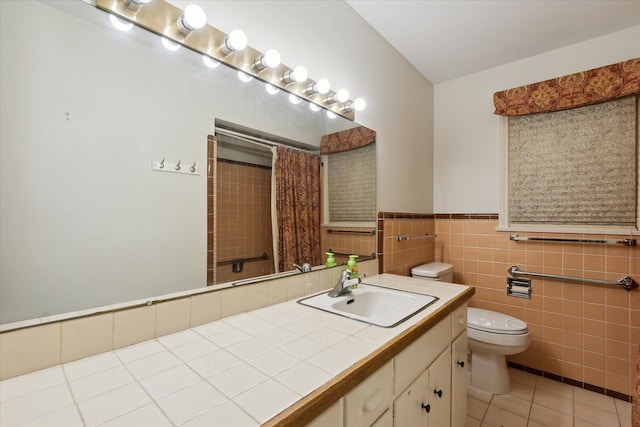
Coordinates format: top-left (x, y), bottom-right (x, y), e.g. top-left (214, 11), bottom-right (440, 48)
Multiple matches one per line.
top-left (0, 260), bottom-right (378, 380)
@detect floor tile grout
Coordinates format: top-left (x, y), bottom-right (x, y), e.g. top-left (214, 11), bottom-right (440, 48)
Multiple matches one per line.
top-left (467, 369), bottom-right (630, 427)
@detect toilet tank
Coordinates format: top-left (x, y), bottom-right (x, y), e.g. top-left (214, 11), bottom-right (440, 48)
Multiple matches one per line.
top-left (411, 262), bottom-right (454, 282)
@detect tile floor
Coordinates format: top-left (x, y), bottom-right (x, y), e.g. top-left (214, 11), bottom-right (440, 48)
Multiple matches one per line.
top-left (467, 368), bottom-right (632, 427)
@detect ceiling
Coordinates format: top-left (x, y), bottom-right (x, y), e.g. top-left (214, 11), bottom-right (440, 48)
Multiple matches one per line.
top-left (346, 0), bottom-right (640, 84)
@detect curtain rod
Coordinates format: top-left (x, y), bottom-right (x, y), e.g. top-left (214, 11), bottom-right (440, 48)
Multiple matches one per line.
top-left (214, 127), bottom-right (320, 155)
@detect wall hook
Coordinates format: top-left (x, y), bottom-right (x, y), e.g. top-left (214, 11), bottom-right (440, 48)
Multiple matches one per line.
top-left (152, 158), bottom-right (199, 176)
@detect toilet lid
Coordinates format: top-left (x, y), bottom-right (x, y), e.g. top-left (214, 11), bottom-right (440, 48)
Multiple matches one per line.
top-left (467, 307), bottom-right (528, 334)
top-left (411, 262), bottom-right (453, 278)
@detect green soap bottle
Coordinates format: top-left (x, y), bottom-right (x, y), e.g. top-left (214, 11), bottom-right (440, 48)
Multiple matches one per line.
top-left (347, 255), bottom-right (359, 286)
top-left (325, 252), bottom-right (336, 268)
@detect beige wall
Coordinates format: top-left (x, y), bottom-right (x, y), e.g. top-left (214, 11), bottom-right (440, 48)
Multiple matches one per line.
top-left (169, 0), bottom-right (436, 214)
top-left (433, 25), bottom-right (640, 214)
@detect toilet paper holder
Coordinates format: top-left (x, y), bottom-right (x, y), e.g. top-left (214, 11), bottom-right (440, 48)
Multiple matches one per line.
top-left (507, 277), bottom-right (531, 298)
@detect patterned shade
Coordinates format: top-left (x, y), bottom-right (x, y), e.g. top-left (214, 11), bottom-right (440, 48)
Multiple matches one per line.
top-left (508, 96), bottom-right (637, 226)
top-left (320, 126), bottom-right (376, 154)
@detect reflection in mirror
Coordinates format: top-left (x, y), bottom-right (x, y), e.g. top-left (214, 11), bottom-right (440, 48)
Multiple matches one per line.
top-left (211, 121), bottom-right (376, 285)
top-left (0, 0), bottom-right (375, 325)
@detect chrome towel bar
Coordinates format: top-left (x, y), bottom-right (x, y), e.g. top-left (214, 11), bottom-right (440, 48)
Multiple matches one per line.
top-left (328, 251), bottom-right (376, 260)
top-left (216, 253), bottom-right (268, 266)
top-left (327, 229), bottom-right (375, 235)
top-left (397, 233), bottom-right (437, 241)
top-left (508, 265), bottom-right (638, 291)
top-left (510, 234), bottom-right (636, 246)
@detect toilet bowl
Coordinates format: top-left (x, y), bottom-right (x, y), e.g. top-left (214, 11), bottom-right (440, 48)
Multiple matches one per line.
top-left (411, 262), bottom-right (531, 394)
top-left (467, 307), bottom-right (530, 394)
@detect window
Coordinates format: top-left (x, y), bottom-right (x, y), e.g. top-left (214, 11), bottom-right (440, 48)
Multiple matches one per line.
top-left (500, 96), bottom-right (639, 233)
top-left (327, 143), bottom-right (376, 222)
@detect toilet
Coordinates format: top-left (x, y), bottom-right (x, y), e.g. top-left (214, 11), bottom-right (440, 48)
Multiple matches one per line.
top-left (411, 262), bottom-right (531, 394)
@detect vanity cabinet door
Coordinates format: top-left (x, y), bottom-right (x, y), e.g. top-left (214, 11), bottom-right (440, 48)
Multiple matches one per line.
top-left (393, 348), bottom-right (451, 427)
top-left (393, 365), bottom-right (430, 427)
top-left (371, 409), bottom-right (392, 427)
top-left (393, 315), bottom-right (450, 395)
top-left (428, 348), bottom-right (451, 427)
top-left (451, 330), bottom-right (468, 427)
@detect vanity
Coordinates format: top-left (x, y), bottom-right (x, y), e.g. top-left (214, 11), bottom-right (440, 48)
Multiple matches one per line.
top-left (0, 274), bottom-right (472, 426)
top-left (268, 274), bottom-right (473, 427)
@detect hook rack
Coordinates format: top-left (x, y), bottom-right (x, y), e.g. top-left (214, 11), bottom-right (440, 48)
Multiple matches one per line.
top-left (152, 158), bottom-right (199, 175)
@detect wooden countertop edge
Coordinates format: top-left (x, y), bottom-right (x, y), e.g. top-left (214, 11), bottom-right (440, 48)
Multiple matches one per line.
top-left (263, 286), bottom-right (475, 426)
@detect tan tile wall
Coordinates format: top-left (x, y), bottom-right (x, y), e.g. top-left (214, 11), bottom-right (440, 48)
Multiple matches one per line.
top-left (216, 160), bottom-right (275, 283)
top-left (321, 226), bottom-right (376, 266)
top-left (377, 213), bottom-right (638, 398)
top-left (434, 218), bottom-right (639, 398)
top-left (378, 217), bottom-right (435, 275)
top-left (0, 260), bottom-right (378, 380)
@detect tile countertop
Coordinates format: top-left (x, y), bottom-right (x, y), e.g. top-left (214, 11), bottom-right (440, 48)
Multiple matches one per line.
top-left (0, 274), bottom-right (473, 427)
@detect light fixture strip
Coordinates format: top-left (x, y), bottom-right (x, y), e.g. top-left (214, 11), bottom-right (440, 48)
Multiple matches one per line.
top-left (95, 0), bottom-right (356, 120)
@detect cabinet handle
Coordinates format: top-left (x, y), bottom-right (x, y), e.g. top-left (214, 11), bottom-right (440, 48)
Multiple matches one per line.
top-left (421, 403), bottom-right (430, 413)
top-left (362, 389), bottom-right (386, 413)
top-left (434, 389), bottom-right (443, 398)
top-left (457, 360), bottom-right (465, 368)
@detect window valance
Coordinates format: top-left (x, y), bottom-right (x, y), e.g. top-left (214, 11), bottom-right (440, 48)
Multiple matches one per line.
top-left (320, 126), bottom-right (376, 154)
top-left (493, 58), bottom-right (640, 116)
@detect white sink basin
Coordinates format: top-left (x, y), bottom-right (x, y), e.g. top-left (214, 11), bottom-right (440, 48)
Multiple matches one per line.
top-left (297, 283), bottom-right (438, 328)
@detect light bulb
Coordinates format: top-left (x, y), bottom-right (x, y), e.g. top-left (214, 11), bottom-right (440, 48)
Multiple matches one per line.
top-left (283, 66), bottom-right (308, 84)
top-left (335, 88), bottom-right (350, 103)
top-left (289, 94), bottom-right (301, 104)
top-left (237, 71), bottom-right (253, 83)
top-left (344, 98), bottom-right (366, 113)
top-left (223, 29), bottom-right (247, 54)
top-left (123, 0), bottom-right (151, 11)
top-left (326, 111), bottom-right (337, 119)
top-left (309, 78), bottom-right (330, 95)
top-left (109, 15), bottom-right (133, 32)
top-left (353, 98), bottom-right (366, 111)
top-left (255, 49), bottom-right (281, 70)
top-left (177, 4), bottom-right (206, 34)
top-left (309, 103), bottom-right (321, 112)
top-left (202, 55), bottom-right (219, 69)
top-left (265, 83), bottom-right (279, 95)
top-left (161, 37), bottom-right (181, 51)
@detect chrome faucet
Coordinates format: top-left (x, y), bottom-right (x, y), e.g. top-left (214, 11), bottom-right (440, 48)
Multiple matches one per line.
top-left (328, 269), bottom-right (360, 297)
top-left (293, 262), bottom-right (311, 273)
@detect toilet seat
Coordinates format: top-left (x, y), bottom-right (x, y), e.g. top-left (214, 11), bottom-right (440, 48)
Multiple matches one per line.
top-left (467, 307), bottom-right (528, 335)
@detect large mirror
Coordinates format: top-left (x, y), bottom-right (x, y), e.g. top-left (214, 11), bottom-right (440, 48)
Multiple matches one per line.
top-left (0, 0), bottom-right (375, 324)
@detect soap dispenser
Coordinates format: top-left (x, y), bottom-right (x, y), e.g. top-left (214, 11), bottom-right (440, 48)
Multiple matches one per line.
top-left (347, 255), bottom-right (359, 280)
top-left (325, 252), bottom-right (336, 268)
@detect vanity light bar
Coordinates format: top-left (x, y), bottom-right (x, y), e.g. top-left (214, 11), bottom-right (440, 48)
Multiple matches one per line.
top-left (96, 0), bottom-right (358, 120)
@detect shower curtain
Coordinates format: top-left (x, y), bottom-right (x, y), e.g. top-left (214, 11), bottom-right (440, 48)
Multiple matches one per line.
top-left (271, 146), bottom-right (321, 273)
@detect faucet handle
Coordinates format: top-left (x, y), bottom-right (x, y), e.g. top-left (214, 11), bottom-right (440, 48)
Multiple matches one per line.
top-left (343, 278), bottom-right (361, 288)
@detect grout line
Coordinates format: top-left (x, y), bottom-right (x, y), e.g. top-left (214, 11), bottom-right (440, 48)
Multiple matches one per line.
top-left (468, 372), bottom-right (631, 427)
